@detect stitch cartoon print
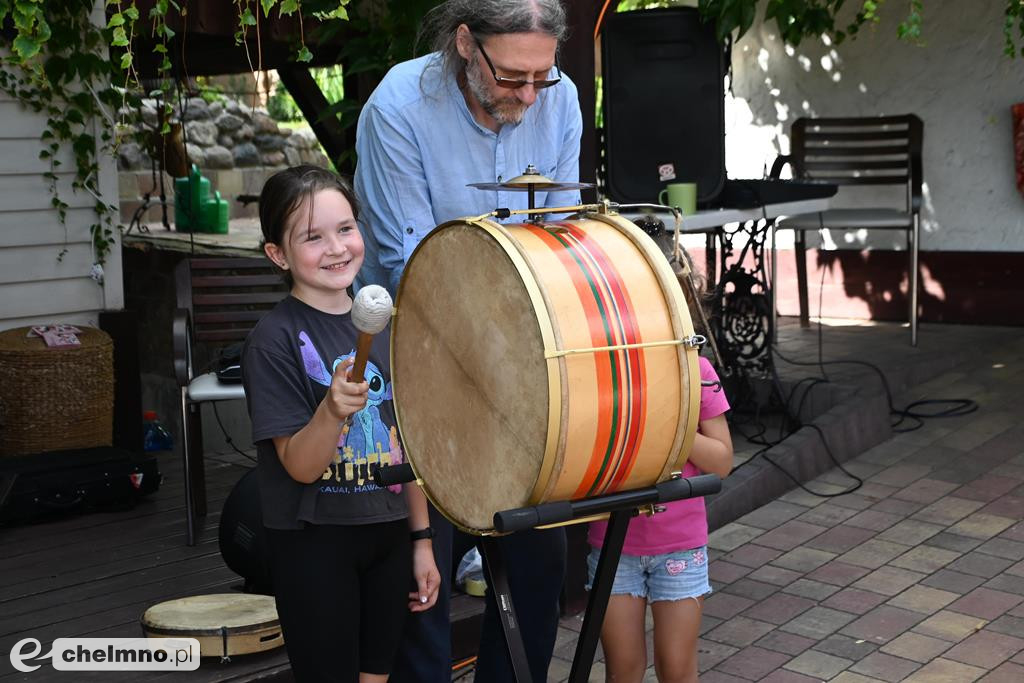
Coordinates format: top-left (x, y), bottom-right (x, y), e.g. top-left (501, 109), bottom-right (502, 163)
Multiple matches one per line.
top-left (298, 331), bottom-right (404, 493)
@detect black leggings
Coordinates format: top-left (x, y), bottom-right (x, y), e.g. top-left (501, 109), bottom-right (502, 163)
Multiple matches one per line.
top-left (266, 520), bottom-right (411, 682)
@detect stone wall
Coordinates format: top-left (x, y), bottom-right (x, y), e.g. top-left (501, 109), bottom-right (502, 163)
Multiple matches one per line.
top-left (116, 96), bottom-right (330, 225)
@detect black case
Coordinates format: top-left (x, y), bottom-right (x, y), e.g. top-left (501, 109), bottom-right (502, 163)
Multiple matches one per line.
top-left (0, 447), bottom-right (162, 524)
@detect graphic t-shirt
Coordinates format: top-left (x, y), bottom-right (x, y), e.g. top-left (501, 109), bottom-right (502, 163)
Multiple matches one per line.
top-left (588, 356), bottom-right (730, 555)
top-left (242, 295), bottom-right (407, 530)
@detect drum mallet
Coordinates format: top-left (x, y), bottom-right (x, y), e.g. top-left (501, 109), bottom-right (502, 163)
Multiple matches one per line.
top-left (349, 284), bottom-right (393, 383)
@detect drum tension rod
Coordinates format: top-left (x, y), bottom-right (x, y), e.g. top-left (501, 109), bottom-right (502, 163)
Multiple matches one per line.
top-left (220, 626), bottom-right (231, 664)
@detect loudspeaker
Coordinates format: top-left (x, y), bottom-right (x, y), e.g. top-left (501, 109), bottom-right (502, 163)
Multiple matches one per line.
top-left (601, 7), bottom-right (726, 205)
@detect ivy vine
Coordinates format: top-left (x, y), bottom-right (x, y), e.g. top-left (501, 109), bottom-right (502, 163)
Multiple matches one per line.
top-left (0, 1), bottom-right (123, 271)
top-left (691, 0), bottom-right (1024, 56)
top-left (0, 0), bottom-right (350, 279)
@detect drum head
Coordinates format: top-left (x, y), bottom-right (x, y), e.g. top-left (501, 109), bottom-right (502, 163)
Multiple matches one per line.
top-left (393, 222), bottom-right (550, 532)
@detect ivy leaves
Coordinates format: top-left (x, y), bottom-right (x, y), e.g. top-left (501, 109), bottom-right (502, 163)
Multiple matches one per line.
top-left (681, 0), bottom-right (1022, 56)
top-left (1, 0), bottom-right (52, 60)
top-left (1, 0), bottom-right (357, 270)
top-left (0, 1), bottom-right (124, 268)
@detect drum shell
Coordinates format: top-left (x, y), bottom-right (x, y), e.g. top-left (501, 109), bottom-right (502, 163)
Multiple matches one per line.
top-left (392, 212), bottom-right (701, 533)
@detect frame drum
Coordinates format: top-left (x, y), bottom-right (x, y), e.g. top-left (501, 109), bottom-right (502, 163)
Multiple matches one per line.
top-left (392, 211), bottom-right (701, 534)
top-left (141, 594), bottom-right (283, 658)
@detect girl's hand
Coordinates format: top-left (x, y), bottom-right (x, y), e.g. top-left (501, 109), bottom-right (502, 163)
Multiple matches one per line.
top-left (408, 543), bottom-right (440, 612)
top-left (325, 357), bottom-right (368, 423)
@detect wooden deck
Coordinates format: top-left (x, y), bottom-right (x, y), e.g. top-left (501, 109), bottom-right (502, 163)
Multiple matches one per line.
top-left (0, 452), bottom-right (293, 682)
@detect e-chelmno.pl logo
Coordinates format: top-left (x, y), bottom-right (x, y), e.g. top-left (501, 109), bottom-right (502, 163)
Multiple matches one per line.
top-left (10, 637), bottom-right (201, 672)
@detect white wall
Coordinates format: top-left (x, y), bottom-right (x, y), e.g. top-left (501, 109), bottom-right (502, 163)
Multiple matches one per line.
top-left (724, 0), bottom-right (1024, 252)
top-left (0, 40), bottom-right (123, 331)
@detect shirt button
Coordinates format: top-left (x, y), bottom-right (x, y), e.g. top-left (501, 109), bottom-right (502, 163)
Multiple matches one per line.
top-left (405, 227), bottom-right (414, 234)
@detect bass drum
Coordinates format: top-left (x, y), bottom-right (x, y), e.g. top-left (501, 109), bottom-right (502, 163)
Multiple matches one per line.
top-left (391, 211), bottom-right (701, 534)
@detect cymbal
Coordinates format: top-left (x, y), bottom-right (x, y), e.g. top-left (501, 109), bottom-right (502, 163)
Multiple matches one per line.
top-left (468, 171), bottom-right (594, 193)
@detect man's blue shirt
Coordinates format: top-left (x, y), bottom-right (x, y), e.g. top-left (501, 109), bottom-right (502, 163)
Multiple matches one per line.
top-left (354, 53), bottom-right (584, 294)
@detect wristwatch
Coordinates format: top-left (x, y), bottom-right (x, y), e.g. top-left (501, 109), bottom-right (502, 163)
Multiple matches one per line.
top-left (410, 527), bottom-right (435, 541)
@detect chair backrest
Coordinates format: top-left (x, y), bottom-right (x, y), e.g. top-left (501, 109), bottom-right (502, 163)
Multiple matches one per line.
top-left (175, 257), bottom-right (288, 343)
top-left (791, 114), bottom-right (923, 213)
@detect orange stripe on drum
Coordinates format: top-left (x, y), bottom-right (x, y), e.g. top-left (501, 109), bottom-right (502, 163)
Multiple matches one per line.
top-left (561, 223), bottom-right (648, 495)
top-left (524, 225), bottom-right (618, 496)
top-left (526, 224), bottom-right (645, 499)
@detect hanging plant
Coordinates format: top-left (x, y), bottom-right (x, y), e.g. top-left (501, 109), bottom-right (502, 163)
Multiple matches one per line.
top-left (618, 1), bottom-right (1024, 56)
top-left (0, 0), bottom-right (351, 279)
top-left (692, 0), bottom-right (1024, 56)
top-left (0, 0), bottom-right (126, 273)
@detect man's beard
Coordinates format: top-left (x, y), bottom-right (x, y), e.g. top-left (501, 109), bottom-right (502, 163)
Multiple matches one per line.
top-left (465, 58), bottom-right (529, 125)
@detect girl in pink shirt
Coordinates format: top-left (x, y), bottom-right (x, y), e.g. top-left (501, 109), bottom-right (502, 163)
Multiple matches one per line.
top-left (588, 353), bottom-right (733, 682)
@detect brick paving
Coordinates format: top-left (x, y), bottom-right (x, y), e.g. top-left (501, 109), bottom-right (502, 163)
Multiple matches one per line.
top-left (547, 321), bottom-right (1024, 681)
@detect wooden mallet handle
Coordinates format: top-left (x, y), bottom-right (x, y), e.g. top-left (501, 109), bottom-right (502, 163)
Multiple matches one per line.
top-left (351, 332), bottom-right (374, 383)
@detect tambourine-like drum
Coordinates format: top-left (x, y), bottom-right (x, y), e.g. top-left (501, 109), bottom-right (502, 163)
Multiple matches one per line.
top-left (392, 210), bottom-right (702, 534)
top-left (141, 594), bottom-right (283, 658)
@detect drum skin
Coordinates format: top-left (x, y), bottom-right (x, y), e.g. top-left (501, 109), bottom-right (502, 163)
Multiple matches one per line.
top-left (392, 212), bottom-right (700, 533)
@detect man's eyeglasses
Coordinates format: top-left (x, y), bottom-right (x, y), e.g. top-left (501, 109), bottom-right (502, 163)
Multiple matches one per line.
top-left (472, 35), bottom-right (561, 90)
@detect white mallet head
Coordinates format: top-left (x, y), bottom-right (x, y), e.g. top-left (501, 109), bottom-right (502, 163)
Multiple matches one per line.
top-left (351, 285), bottom-right (393, 335)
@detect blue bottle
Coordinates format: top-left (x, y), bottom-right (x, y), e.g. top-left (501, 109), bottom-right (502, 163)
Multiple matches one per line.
top-left (143, 411), bottom-right (175, 452)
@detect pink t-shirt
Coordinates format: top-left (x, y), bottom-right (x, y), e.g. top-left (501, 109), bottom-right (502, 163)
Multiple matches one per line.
top-left (588, 356), bottom-right (730, 555)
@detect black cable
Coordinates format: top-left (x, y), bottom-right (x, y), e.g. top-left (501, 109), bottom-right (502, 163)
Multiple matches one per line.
top-left (727, 220), bottom-right (863, 497)
top-left (211, 402), bottom-right (256, 463)
top-left (770, 223), bottom-right (978, 437)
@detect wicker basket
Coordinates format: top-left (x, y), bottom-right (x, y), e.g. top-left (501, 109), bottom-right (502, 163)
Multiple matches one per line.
top-left (0, 326), bottom-right (114, 457)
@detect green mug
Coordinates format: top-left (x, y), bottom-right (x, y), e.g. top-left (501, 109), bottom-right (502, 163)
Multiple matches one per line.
top-left (658, 182), bottom-right (698, 215)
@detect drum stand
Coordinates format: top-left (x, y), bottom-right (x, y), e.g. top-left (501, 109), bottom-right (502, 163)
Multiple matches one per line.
top-left (375, 465), bottom-right (721, 683)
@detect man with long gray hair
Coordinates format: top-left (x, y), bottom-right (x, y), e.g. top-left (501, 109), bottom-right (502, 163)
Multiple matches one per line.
top-left (354, 1), bottom-right (582, 681)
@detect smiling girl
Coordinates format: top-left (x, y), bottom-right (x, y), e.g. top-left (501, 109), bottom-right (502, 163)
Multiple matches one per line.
top-left (242, 165), bottom-right (439, 682)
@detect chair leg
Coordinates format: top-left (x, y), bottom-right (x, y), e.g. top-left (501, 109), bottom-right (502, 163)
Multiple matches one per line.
top-left (705, 231), bottom-right (717, 286)
top-left (180, 387), bottom-right (196, 546)
top-left (187, 405), bottom-right (208, 518)
top-left (770, 222), bottom-right (778, 342)
top-left (909, 217), bottom-right (920, 346)
top-left (180, 392), bottom-right (209, 547)
top-left (795, 230), bottom-right (810, 327)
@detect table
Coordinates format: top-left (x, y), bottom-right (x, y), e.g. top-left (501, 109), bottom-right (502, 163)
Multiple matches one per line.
top-left (122, 218), bottom-right (263, 258)
top-left (622, 197), bottom-right (832, 377)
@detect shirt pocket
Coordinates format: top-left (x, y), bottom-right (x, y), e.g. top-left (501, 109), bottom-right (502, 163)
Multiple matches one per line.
top-left (401, 223), bottom-right (433, 263)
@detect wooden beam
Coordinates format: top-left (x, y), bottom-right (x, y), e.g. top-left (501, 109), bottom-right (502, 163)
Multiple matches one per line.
top-left (277, 65), bottom-right (353, 175)
top-left (563, 0), bottom-right (602, 203)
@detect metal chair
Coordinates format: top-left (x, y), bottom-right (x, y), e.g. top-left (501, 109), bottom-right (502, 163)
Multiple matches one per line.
top-left (172, 257), bottom-right (287, 545)
top-left (772, 114), bottom-right (924, 345)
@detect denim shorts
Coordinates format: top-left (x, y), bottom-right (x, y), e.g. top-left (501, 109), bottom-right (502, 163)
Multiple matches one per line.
top-left (586, 546), bottom-right (712, 603)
